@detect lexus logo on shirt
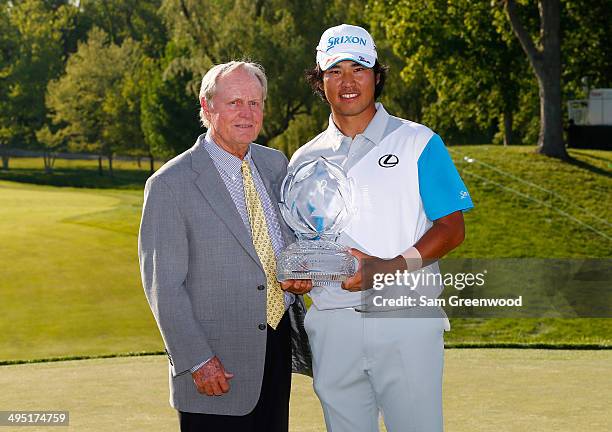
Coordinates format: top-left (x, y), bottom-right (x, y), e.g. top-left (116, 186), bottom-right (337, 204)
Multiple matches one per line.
top-left (378, 154), bottom-right (399, 168)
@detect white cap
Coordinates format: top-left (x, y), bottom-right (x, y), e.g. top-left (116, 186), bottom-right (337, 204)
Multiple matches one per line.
top-left (316, 24), bottom-right (377, 71)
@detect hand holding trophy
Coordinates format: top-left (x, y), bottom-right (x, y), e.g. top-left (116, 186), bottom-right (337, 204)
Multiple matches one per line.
top-left (277, 157), bottom-right (357, 285)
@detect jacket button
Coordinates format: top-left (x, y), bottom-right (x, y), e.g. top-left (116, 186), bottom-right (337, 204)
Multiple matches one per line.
top-left (257, 285), bottom-right (265, 291)
top-left (258, 323), bottom-right (267, 330)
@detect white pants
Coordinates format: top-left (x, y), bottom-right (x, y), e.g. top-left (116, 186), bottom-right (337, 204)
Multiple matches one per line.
top-left (304, 306), bottom-right (445, 432)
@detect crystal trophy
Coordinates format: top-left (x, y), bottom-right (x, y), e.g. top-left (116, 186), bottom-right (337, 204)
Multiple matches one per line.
top-left (277, 157), bottom-right (357, 284)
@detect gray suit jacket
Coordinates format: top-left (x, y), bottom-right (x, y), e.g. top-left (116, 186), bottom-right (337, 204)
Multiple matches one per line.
top-left (138, 135), bottom-right (311, 415)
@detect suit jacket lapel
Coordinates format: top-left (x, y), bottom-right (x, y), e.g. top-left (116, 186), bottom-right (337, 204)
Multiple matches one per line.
top-left (190, 140), bottom-right (262, 267)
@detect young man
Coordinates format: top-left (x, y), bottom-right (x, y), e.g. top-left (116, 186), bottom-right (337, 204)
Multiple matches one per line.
top-left (139, 61), bottom-right (311, 432)
top-left (289, 24), bottom-right (474, 431)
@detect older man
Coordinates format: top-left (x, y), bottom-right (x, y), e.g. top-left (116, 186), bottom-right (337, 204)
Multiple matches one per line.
top-left (138, 61), bottom-right (311, 432)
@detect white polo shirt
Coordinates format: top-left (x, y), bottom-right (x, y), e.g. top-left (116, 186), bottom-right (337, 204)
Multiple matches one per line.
top-left (289, 103), bottom-right (474, 310)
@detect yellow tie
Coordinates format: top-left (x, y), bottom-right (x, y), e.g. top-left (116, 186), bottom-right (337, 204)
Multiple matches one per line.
top-left (241, 159), bottom-right (285, 329)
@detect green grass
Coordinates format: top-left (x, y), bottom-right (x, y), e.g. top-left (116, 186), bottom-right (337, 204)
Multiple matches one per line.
top-left (1, 350), bottom-right (610, 431)
top-left (0, 147), bottom-right (611, 362)
top-left (0, 157), bottom-right (163, 189)
top-left (0, 180), bottom-right (162, 361)
top-left (444, 146), bottom-right (612, 345)
top-left (448, 146), bottom-right (611, 258)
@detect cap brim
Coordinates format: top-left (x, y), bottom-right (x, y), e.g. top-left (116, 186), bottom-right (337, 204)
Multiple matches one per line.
top-left (317, 51), bottom-right (376, 71)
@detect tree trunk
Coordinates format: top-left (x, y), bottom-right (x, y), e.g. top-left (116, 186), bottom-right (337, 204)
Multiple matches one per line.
top-left (43, 151), bottom-right (55, 174)
top-left (504, 0), bottom-right (568, 159)
top-left (137, 157), bottom-right (141, 168)
top-left (536, 71), bottom-right (566, 158)
top-left (149, 153), bottom-right (154, 175)
top-left (535, 0), bottom-right (566, 158)
top-left (108, 154), bottom-right (114, 178)
top-left (503, 109), bottom-right (513, 146)
top-left (0, 146), bottom-right (9, 170)
top-left (98, 155), bottom-right (103, 176)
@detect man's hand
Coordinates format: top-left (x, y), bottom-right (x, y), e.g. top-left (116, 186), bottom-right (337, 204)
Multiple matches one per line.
top-left (280, 279), bottom-right (313, 294)
top-left (342, 248), bottom-right (408, 292)
top-left (191, 356), bottom-right (234, 396)
top-left (341, 248), bottom-right (369, 292)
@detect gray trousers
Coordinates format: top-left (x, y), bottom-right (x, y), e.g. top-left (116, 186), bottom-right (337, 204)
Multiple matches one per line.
top-left (304, 306), bottom-right (445, 432)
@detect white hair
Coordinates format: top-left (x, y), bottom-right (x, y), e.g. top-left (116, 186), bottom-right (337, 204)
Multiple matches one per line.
top-left (198, 61), bottom-right (268, 128)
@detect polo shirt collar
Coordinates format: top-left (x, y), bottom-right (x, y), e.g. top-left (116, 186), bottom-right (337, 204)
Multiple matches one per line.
top-left (327, 102), bottom-right (390, 151)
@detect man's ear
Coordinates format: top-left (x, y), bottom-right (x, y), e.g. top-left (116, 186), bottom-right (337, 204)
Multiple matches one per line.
top-left (200, 97), bottom-right (209, 114)
top-left (201, 97), bottom-right (213, 124)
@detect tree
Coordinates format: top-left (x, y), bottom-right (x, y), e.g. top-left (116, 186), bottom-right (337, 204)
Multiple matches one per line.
top-left (44, 27), bottom-right (145, 177)
top-left (79, 0), bottom-right (167, 57)
top-left (140, 42), bottom-right (202, 160)
top-left (372, 0), bottom-right (610, 152)
top-left (159, 0), bottom-right (331, 146)
top-left (562, 0), bottom-right (612, 98)
top-left (371, 0), bottom-right (528, 146)
top-left (35, 124), bottom-right (67, 174)
top-left (0, 1), bottom-right (17, 169)
top-left (0, 0), bottom-right (77, 169)
top-left (73, 0), bottom-right (168, 174)
top-left (501, 0), bottom-right (567, 159)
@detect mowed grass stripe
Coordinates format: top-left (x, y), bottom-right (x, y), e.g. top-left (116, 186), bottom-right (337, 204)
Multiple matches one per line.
top-left (0, 350), bottom-right (610, 431)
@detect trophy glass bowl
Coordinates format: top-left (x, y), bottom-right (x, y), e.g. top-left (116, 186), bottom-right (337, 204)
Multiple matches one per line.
top-left (277, 157), bottom-right (356, 284)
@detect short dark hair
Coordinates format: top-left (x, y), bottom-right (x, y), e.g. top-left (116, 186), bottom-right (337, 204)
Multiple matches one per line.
top-left (305, 60), bottom-right (389, 103)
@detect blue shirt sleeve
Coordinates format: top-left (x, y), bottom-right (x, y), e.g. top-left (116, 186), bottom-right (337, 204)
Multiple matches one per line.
top-left (417, 134), bottom-right (474, 221)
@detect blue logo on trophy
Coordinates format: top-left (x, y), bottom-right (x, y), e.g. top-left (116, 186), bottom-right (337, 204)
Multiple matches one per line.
top-left (277, 157), bottom-right (357, 284)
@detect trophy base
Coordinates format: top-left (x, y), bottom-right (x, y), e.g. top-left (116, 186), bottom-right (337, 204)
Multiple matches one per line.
top-left (277, 240), bottom-right (357, 285)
